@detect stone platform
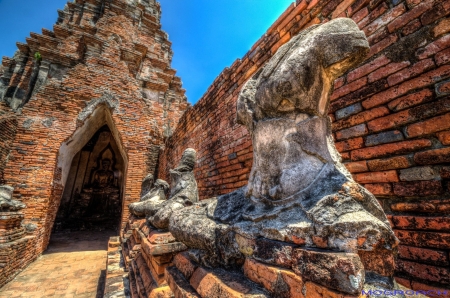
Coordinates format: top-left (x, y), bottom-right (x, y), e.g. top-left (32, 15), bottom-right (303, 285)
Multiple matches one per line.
top-left (0, 231), bottom-right (114, 298)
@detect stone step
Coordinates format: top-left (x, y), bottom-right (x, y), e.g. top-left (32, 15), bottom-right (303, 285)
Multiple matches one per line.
top-left (104, 237), bottom-right (131, 298)
top-left (128, 268), bottom-right (141, 298)
top-left (168, 253), bottom-right (270, 298)
top-left (165, 266), bottom-right (201, 298)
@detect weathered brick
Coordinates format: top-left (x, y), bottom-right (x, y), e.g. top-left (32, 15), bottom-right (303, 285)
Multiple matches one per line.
top-left (367, 34), bottom-right (398, 58)
top-left (368, 61), bottom-right (410, 83)
top-left (174, 252), bottom-right (197, 280)
top-left (402, 19), bottom-right (422, 36)
top-left (292, 249), bottom-right (364, 294)
top-left (420, 0), bottom-right (450, 26)
top-left (367, 156), bottom-right (411, 171)
top-left (407, 113), bottom-right (450, 138)
top-left (331, 77), bottom-right (367, 101)
top-left (335, 137), bottom-right (364, 152)
top-left (358, 2), bottom-right (388, 29)
top-left (387, 0), bottom-right (434, 33)
top-left (358, 247), bottom-right (395, 276)
top-left (352, 139), bottom-right (431, 161)
top-left (335, 103), bottom-right (362, 120)
top-left (344, 161), bottom-right (368, 173)
top-left (335, 124), bottom-right (368, 140)
top-left (369, 100), bottom-right (450, 133)
top-left (243, 258), bottom-right (304, 298)
top-left (365, 130), bottom-right (404, 147)
top-left (397, 260), bottom-right (450, 283)
top-left (330, 79), bottom-right (388, 113)
top-left (410, 281), bottom-right (450, 297)
top-left (393, 216), bottom-right (450, 232)
top-left (393, 181), bottom-right (443, 196)
top-left (331, 0), bottom-right (357, 19)
top-left (354, 170), bottom-right (399, 183)
top-left (436, 80), bottom-right (450, 97)
top-left (396, 259), bottom-right (450, 284)
top-left (405, 0), bottom-right (421, 8)
top-left (351, 7), bottom-right (369, 23)
top-left (438, 131), bottom-right (450, 147)
top-left (398, 245), bottom-right (449, 266)
top-left (440, 166), bottom-right (450, 179)
top-left (433, 18), bottom-right (450, 37)
top-left (387, 89), bottom-right (434, 112)
top-left (415, 147), bottom-right (450, 165)
top-left (417, 34), bottom-right (450, 59)
top-left (190, 267), bottom-right (267, 298)
top-left (387, 58), bottom-right (435, 86)
top-left (363, 4), bottom-right (406, 36)
top-left (363, 65), bottom-right (450, 109)
top-left (391, 199), bottom-right (450, 213)
top-left (436, 48), bottom-right (450, 66)
top-left (346, 55), bottom-right (389, 83)
top-left (333, 106), bottom-right (389, 131)
top-left (399, 166), bottom-right (437, 181)
top-left (333, 77), bottom-right (345, 89)
top-left (363, 183), bottom-right (392, 195)
top-left (395, 229), bottom-right (450, 249)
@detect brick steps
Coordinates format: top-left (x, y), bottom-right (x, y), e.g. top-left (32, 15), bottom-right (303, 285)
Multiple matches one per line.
top-left (123, 217), bottom-right (176, 298)
top-left (104, 236), bottom-right (130, 298)
top-left (168, 252), bottom-right (270, 298)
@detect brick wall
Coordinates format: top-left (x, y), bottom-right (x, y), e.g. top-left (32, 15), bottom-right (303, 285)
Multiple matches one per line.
top-left (0, 113), bottom-right (17, 184)
top-left (158, 0), bottom-right (450, 291)
top-left (0, 0), bottom-right (187, 264)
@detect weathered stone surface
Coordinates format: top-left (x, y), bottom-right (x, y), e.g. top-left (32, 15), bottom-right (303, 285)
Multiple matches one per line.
top-left (167, 18), bottom-right (399, 297)
top-left (129, 179), bottom-right (170, 217)
top-left (243, 258), bottom-right (304, 298)
top-left (148, 148), bottom-right (199, 229)
top-left (292, 249), bottom-right (364, 294)
top-left (190, 267), bottom-right (269, 298)
top-left (399, 166), bottom-right (438, 181)
top-left (165, 266), bottom-right (201, 298)
top-left (174, 252), bottom-right (199, 280)
top-left (0, 185), bottom-right (25, 211)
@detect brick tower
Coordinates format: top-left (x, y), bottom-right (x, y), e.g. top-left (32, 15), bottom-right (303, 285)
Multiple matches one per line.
top-left (0, 0), bottom-right (188, 286)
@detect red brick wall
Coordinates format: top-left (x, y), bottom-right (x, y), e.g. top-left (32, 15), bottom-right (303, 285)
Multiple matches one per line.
top-left (0, 0), bottom-right (187, 258)
top-left (0, 113), bottom-right (17, 184)
top-left (159, 0), bottom-right (450, 291)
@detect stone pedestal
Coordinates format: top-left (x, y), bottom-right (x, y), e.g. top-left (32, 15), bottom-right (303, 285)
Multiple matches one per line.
top-left (121, 216), bottom-right (186, 298)
top-left (0, 212), bottom-right (37, 287)
top-left (0, 212), bottom-right (25, 243)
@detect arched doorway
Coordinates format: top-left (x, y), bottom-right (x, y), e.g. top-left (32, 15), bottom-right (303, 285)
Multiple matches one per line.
top-left (54, 124), bottom-right (125, 231)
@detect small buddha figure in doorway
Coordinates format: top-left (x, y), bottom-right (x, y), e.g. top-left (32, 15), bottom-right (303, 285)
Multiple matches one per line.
top-left (93, 159), bottom-right (115, 189)
top-left (86, 158), bottom-right (120, 217)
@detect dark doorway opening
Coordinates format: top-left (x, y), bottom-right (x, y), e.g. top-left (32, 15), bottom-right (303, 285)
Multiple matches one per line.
top-left (54, 125), bottom-right (125, 232)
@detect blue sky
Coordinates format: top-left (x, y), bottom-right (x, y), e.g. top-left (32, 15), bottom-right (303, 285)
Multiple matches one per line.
top-left (0, 0), bottom-right (292, 104)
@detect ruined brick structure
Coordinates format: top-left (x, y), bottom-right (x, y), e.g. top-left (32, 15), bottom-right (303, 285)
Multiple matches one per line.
top-left (0, 0), bottom-right (187, 287)
top-left (157, 0), bottom-right (450, 294)
top-left (1, 0), bottom-right (450, 296)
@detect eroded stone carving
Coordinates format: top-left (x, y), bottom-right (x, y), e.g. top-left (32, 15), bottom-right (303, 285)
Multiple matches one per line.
top-left (168, 19), bottom-right (400, 295)
top-left (129, 178), bottom-right (170, 217)
top-left (148, 148), bottom-right (199, 229)
top-left (128, 148), bottom-right (199, 230)
top-left (0, 185), bottom-right (26, 211)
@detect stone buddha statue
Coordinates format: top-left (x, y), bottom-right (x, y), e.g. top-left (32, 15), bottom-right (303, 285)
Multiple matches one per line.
top-left (93, 159), bottom-right (115, 190)
top-left (0, 185), bottom-right (26, 212)
top-left (136, 148), bottom-right (199, 229)
top-left (129, 178), bottom-right (170, 217)
top-left (84, 158), bottom-right (119, 217)
top-left (168, 18), bottom-right (400, 295)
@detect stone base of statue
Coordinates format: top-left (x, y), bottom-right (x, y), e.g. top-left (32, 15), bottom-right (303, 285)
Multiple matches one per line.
top-left (0, 186), bottom-right (37, 288)
top-left (120, 215), bottom-right (187, 297)
top-left (164, 18), bottom-right (403, 297)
